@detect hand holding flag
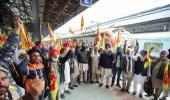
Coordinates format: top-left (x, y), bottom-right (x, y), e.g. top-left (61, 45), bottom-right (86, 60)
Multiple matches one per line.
top-left (48, 23), bottom-right (56, 44)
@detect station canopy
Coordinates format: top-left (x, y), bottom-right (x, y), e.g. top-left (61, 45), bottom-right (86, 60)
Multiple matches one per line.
top-left (0, 0), bottom-right (98, 33)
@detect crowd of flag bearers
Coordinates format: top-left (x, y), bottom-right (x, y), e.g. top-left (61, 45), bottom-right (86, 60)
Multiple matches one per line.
top-left (0, 17), bottom-right (169, 100)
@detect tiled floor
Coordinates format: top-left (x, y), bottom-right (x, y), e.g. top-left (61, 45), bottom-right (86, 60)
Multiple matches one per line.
top-left (63, 83), bottom-right (113, 100)
top-left (63, 83), bottom-right (151, 100)
top-left (62, 81), bottom-right (170, 100)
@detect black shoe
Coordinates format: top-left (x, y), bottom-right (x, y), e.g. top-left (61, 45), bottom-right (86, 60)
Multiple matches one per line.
top-left (69, 86), bottom-right (74, 90)
top-left (60, 94), bottom-right (65, 99)
top-left (84, 81), bottom-right (88, 84)
top-left (116, 84), bottom-right (121, 88)
top-left (139, 93), bottom-right (142, 98)
top-left (153, 97), bottom-right (158, 100)
top-left (96, 81), bottom-right (100, 84)
top-left (99, 83), bottom-right (103, 87)
top-left (74, 85), bottom-right (78, 87)
top-left (90, 81), bottom-right (94, 83)
top-left (160, 96), bottom-right (167, 100)
top-left (111, 83), bottom-right (114, 87)
top-left (125, 89), bottom-right (130, 93)
top-left (78, 81), bottom-right (81, 85)
top-left (132, 91), bottom-right (136, 95)
top-left (106, 85), bottom-right (109, 89)
top-left (64, 90), bottom-right (71, 94)
top-left (145, 94), bottom-right (153, 97)
top-left (121, 88), bottom-right (125, 92)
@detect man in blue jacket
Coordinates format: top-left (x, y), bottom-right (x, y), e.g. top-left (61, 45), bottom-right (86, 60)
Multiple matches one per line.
top-left (99, 44), bottom-right (115, 89)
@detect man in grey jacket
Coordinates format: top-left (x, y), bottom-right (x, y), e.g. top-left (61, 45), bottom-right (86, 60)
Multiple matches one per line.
top-left (121, 47), bottom-right (135, 93)
top-left (111, 47), bottom-right (126, 88)
top-left (77, 46), bottom-right (89, 83)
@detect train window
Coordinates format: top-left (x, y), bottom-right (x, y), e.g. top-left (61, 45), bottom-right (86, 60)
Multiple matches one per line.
top-left (144, 42), bottom-right (163, 53)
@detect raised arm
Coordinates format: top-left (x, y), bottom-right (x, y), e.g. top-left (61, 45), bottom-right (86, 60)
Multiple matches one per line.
top-left (60, 50), bottom-right (72, 64)
top-left (134, 39), bottom-right (139, 56)
top-left (17, 58), bottom-right (29, 75)
top-left (0, 18), bottom-right (21, 71)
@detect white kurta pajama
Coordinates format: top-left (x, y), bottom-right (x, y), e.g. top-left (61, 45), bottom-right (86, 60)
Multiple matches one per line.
top-left (60, 60), bottom-right (71, 94)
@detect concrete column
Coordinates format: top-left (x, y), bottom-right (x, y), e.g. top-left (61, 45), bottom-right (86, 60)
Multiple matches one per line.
top-left (31, 0), bottom-right (41, 41)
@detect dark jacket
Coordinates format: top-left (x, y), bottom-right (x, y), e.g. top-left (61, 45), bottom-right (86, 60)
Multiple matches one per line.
top-left (122, 56), bottom-right (135, 73)
top-left (99, 51), bottom-right (115, 69)
top-left (151, 58), bottom-right (170, 80)
top-left (59, 50), bottom-right (72, 83)
top-left (0, 33), bottom-right (20, 71)
top-left (77, 50), bottom-right (89, 64)
top-left (134, 56), bottom-right (149, 76)
top-left (113, 54), bottom-right (126, 70)
top-left (17, 58), bottom-right (44, 79)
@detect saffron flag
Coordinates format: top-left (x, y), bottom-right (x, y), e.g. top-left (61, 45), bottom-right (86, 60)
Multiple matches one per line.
top-left (109, 32), bottom-right (115, 46)
top-left (48, 23), bottom-right (56, 44)
top-left (40, 35), bottom-right (46, 47)
top-left (117, 28), bottom-right (121, 46)
top-left (69, 27), bottom-right (75, 34)
top-left (114, 37), bottom-right (117, 47)
top-left (163, 61), bottom-right (169, 89)
top-left (144, 47), bottom-right (150, 69)
top-left (102, 32), bottom-right (106, 49)
top-left (108, 36), bottom-right (112, 48)
top-left (81, 15), bottom-right (84, 34)
top-left (20, 24), bottom-right (30, 51)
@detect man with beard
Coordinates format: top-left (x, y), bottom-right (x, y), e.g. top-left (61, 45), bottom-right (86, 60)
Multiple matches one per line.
top-left (77, 46), bottom-right (89, 83)
top-left (0, 68), bottom-right (45, 100)
top-left (121, 46), bottom-right (135, 93)
top-left (132, 50), bottom-right (150, 98)
top-left (150, 50), bottom-right (170, 100)
top-left (99, 44), bottom-right (115, 89)
top-left (111, 47), bottom-right (126, 88)
top-left (48, 48), bottom-right (60, 100)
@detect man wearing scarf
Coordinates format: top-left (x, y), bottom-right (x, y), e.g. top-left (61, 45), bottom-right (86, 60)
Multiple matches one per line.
top-left (111, 47), bottom-right (126, 88)
top-left (150, 50), bottom-right (170, 100)
top-left (132, 50), bottom-right (150, 98)
top-left (121, 46), bottom-right (135, 93)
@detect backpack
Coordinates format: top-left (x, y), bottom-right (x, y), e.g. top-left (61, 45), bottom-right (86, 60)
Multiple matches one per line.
top-left (9, 62), bottom-right (24, 88)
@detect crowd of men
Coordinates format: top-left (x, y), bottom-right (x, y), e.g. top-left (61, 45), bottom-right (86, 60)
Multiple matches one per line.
top-left (0, 18), bottom-right (170, 100)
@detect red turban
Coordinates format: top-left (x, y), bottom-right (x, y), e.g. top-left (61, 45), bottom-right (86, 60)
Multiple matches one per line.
top-left (49, 49), bottom-right (59, 57)
top-left (63, 42), bottom-right (69, 48)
